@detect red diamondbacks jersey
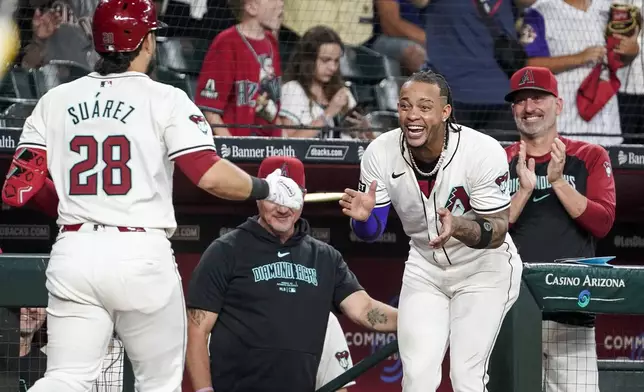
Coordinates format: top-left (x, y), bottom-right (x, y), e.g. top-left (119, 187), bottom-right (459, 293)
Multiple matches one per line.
top-left (17, 71), bottom-right (217, 235)
top-left (195, 26), bottom-right (282, 137)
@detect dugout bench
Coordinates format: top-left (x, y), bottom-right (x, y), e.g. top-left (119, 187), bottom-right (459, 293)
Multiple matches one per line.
top-left (2, 255), bottom-right (644, 392)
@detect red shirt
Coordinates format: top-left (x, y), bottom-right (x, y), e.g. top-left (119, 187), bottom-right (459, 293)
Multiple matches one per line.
top-left (195, 26), bottom-right (282, 137)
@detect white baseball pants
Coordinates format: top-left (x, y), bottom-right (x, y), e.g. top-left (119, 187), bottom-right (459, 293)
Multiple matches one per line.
top-left (542, 320), bottom-right (600, 392)
top-left (28, 226), bottom-right (186, 392)
top-left (397, 247), bottom-right (522, 392)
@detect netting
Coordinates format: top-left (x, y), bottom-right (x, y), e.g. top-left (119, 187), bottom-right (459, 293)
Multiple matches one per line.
top-left (1, 1), bottom-right (642, 143)
top-left (0, 307), bottom-right (124, 391)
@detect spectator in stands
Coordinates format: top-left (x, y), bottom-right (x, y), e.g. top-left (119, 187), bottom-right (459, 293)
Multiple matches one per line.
top-left (614, 1), bottom-right (643, 144)
top-left (411, 0), bottom-right (535, 134)
top-left (17, 307), bottom-right (47, 390)
top-left (194, 0), bottom-right (283, 137)
top-left (282, 0), bottom-right (374, 47)
top-left (18, 0), bottom-right (99, 71)
top-left (280, 26), bottom-right (374, 140)
top-left (504, 65), bottom-right (616, 392)
top-left (186, 156), bottom-right (397, 392)
top-left (519, 0), bottom-right (635, 146)
top-left (370, 0), bottom-right (426, 74)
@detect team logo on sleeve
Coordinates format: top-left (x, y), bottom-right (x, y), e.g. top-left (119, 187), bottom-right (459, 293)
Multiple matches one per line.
top-left (358, 180), bottom-right (366, 193)
top-left (603, 161), bottom-right (612, 177)
top-left (335, 350), bottom-right (350, 370)
top-left (189, 115), bottom-right (211, 135)
top-left (519, 23), bottom-right (536, 45)
top-left (200, 79), bottom-right (218, 99)
top-left (495, 172), bottom-right (510, 195)
top-left (444, 186), bottom-right (471, 216)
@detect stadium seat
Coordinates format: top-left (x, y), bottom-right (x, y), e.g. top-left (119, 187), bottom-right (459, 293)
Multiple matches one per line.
top-left (374, 76), bottom-right (406, 112)
top-left (156, 37), bottom-right (210, 75)
top-left (340, 45), bottom-right (402, 84)
top-left (0, 102), bottom-right (36, 129)
top-left (365, 110), bottom-right (399, 133)
top-left (155, 37), bottom-right (209, 99)
top-left (8, 67), bottom-right (38, 101)
top-left (155, 67), bottom-right (196, 99)
top-left (33, 60), bottom-right (91, 97)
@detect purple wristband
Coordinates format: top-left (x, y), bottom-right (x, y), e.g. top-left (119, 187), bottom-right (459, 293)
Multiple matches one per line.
top-left (351, 204), bottom-right (390, 242)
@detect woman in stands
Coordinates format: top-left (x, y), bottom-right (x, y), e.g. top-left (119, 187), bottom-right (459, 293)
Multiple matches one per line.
top-left (279, 26), bottom-right (375, 140)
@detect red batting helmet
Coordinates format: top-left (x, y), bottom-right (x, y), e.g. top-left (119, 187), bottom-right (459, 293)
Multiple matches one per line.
top-left (92, 0), bottom-right (167, 53)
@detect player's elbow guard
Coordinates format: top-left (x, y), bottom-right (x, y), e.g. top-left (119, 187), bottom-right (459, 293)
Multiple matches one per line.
top-left (2, 147), bottom-right (48, 208)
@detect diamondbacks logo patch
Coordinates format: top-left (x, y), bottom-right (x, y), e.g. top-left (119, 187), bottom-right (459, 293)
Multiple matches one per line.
top-left (603, 161), bottom-right (612, 177)
top-left (495, 171), bottom-right (510, 195)
top-left (189, 115), bottom-right (210, 135)
top-left (335, 350), bottom-right (350, 370)
top-left (444, 186), bottom-right (471, 216)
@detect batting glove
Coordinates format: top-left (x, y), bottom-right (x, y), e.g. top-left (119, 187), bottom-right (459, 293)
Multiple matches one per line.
top-left (264, 169), bottom-right (304, 210)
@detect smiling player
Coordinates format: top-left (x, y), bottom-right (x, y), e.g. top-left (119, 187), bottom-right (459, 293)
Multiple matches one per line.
top-left (339, 70), bottom-right (523, 392)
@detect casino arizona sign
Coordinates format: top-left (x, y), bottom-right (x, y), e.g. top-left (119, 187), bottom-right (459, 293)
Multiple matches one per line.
top-left (545, 273), bottom-right (626, 288)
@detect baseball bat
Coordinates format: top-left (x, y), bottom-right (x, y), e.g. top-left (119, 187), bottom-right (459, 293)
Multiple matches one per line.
top-left (303, 192), bottom-right (344, 203)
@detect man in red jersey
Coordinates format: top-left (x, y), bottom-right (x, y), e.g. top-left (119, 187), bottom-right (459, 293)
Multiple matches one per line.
top-left (504, 66), bottom-right (616, 392)
top-left (194, 0), bottom-right (284, 137)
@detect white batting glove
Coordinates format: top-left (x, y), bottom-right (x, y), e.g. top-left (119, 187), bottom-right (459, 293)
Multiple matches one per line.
top-left (264, 169), bottom-right (304, 210)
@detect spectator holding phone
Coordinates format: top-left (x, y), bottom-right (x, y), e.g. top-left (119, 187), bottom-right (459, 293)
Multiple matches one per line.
top-left (280, 26), bottom-right (375, 140)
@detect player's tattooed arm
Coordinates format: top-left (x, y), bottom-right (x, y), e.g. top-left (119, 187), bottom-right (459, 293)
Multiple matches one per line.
top-left (452, 208), bottom-right (510, 249)
top-left (340, 291), bottom-right (398, 332)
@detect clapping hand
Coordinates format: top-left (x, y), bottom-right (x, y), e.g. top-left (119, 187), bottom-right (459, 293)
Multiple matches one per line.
top-left (517, 140), bottom-right (536, 194)
top-left (547, 138), bottom-right (566, 185)
top-left (339, 181), bottom-right (377, 222)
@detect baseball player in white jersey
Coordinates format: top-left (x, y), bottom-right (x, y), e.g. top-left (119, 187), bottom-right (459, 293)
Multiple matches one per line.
top-left (0, 0), bottom-right (303, 391)
top-left (316, 313), bottom-right (356, 391)
top-left (340, 70), bottom-right (523, 392)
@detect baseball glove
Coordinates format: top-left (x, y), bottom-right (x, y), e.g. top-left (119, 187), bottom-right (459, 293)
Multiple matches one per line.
top-left (607, 3), bottom-right (642, 37)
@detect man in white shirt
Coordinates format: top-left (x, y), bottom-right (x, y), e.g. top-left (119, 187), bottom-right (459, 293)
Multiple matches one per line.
top-left (340, 70), bottom-right (522, 392)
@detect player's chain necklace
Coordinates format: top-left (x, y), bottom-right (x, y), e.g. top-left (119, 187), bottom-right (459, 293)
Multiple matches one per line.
top-left (408, 130), bottom-right (448, 177)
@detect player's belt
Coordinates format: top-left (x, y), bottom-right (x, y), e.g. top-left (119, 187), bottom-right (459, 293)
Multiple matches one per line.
top-left (61, 224), bottom-right (146, 233)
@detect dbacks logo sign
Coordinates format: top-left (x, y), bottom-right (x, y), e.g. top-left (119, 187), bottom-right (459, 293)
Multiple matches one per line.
top-left (444, 186), bottom-right (471, 216)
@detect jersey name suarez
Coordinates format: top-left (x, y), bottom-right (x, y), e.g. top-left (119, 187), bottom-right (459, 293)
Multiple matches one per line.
top-left (358, 126), bottom-right (519, 265)
top-left (17, 71), bottom-right (216, 234)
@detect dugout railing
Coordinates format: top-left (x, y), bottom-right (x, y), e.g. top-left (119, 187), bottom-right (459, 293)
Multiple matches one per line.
top-left (2, 254), bottom-right (644, 392)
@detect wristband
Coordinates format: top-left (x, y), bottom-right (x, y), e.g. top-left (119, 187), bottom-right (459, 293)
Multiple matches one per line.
top-left (195, 388), bottom-right (214, 392)
top-left (248, 176), bottom-right (269, 200)
top-left (472, 218), bottom-right (494, 249)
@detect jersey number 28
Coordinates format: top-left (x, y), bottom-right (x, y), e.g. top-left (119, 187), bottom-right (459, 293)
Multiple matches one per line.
top-left (69, 135), bottom-right (131, 196)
